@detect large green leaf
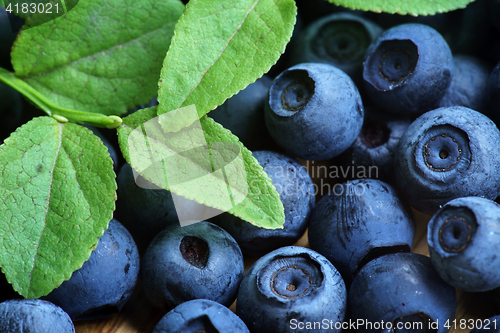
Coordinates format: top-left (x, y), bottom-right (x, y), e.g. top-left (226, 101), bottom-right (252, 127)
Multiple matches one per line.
top-left (117, 106), bottom-right (285, 229)
top-left (11, 0), bottom-right (184, 116)
top-left (327, 0), bottom-right (475, 15)
top-left (157, 0), bottom-right (296, 124)
top-left (0, 117), bottom-right (116, 298)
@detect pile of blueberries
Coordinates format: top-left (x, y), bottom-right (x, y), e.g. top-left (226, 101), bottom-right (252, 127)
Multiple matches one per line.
top-left (4, 0), bottom-right (500, 332)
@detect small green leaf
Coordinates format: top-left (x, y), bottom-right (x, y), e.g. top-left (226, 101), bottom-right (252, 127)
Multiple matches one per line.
top-left (157, 0), bottom-right (296, 123)
top-left (326, 0), bottom-right (475, 15)
top-left (0, 117), bottom-right (116, 298)
top-left (11, 0), bottom-right (184, 116)
top-left (117, 106), bottom-right (285, 230)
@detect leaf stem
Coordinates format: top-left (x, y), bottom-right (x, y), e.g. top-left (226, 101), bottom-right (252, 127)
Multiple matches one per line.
top-left (0, 68), bottom-right (122, 129)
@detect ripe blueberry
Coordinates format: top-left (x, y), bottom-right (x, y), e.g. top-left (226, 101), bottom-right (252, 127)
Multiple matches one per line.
top-left (428, 197), bottom-right (500, 292)
top-left (141, 221), bottom-right (244, 310)
top-left (265, 62), bottom-right (364, 160)
top-left (42, 219), bottom-right (140, 320)
top-left (363, 24), bottom-right (453, 115)
top-left (349, 253), bottom-right (457, 333)
top-left (308, 179), bottom-right (414, 281)
top-left (236, 246), bottom-right (347, 333)
top-left (394, 106), bottom-right (500, 214)
top-left (0, 299), bottom-right (75, 332)
top-left (152, 299), bottom-right (249, 333)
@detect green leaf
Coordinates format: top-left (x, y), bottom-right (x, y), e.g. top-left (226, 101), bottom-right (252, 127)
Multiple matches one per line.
top-left (326, 0), bottom-right (475, 15)
top-left (117, 106), bottom-right (285, 230)
top-left (157, 0), bottom-right (296, 123)
top-left (11, 0), bottom-right (184, 116)
top-left (0, 117), bottom-right (117, 298)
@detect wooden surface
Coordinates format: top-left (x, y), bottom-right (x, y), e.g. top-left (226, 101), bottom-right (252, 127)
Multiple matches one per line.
top-left (73, 208), bottom-right (499, 333)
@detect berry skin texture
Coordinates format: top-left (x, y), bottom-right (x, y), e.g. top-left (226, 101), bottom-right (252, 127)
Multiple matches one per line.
top-left (428, 197), bottom-right (500, 292)
top-left (152, 299), bottom-right (249, 333)
top-left (394, 106), bottom-right (500, 215)
top-left (0, 299), bottom-right (75, 332)
top-left (236, 246), bottom-right (347, 333)
top-left (349, 253), bottom-right (457, 333)
top-left (363, 23), bottom-right (453, 116)
top-left (308, 179), bottom-right (415, 281)
top-left (212, 150), bottom-right (315, 256)
top-left (141, 221), bottom-right (244, 310)
top-left (264, 62), bottom-right (364, 161)
top-left (42, 219), bottom-right (140, 321)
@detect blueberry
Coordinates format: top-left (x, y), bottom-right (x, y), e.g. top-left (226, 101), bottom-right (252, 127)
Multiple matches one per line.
top-left (338, 108), bottom-right (412, 184)
top-left (0, 299), bottom-right (75, 332)
top-left (265, 62), bottom-right (364, 160)
top-left (212, 150), bottom-right (315, 256)
top-left (209, 76), bottom-right (275, 151)
top-left (428, 197), bottom-right (500, 292)
top-left (288, 12), bottom-right (382, 83)
top-left (141, 221), bottom-right (244, 310)
top-left (152, 299), bottom-right (249, 333)
top-left (394, 106), bottom-right (500, 215)
top-left (363, 24), bottom-right (453, 116)
top-left (115, 162), bottom-right (178, 250)
top-left (438, 55), bottom-right (490, 112)
top-left (42, 219), bottom-right (140, 320)
top-left (349, 253), bottom-right (457, 333)
top-left (308, 179), bottom-right (414, 281)
top-left (236, 246), bottom-right (347, 333)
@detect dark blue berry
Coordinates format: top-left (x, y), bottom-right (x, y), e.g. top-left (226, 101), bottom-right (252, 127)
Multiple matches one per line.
top-left (363, 24), bottom-right (453, 116)
top-left (0, 299), bottom-right (74, 332)
top-left (236, 246), bottom-right (347, 333)
top-left (428, 197), bottom-right (500, 292)
top-left (42, 219), bottom-right (140, 320)
top-left (349, 253), bottom-right (457, 333)
top-left (141, 222), bottom-right (244, 310)
top-left (394, 106), bottom-right (500, 214)
top-left (308, 179), bottom-right (414, 281)
top-left (152, 299), bottom-right (249, 333)
top-left (265, 62), bottom-right (364, 160)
